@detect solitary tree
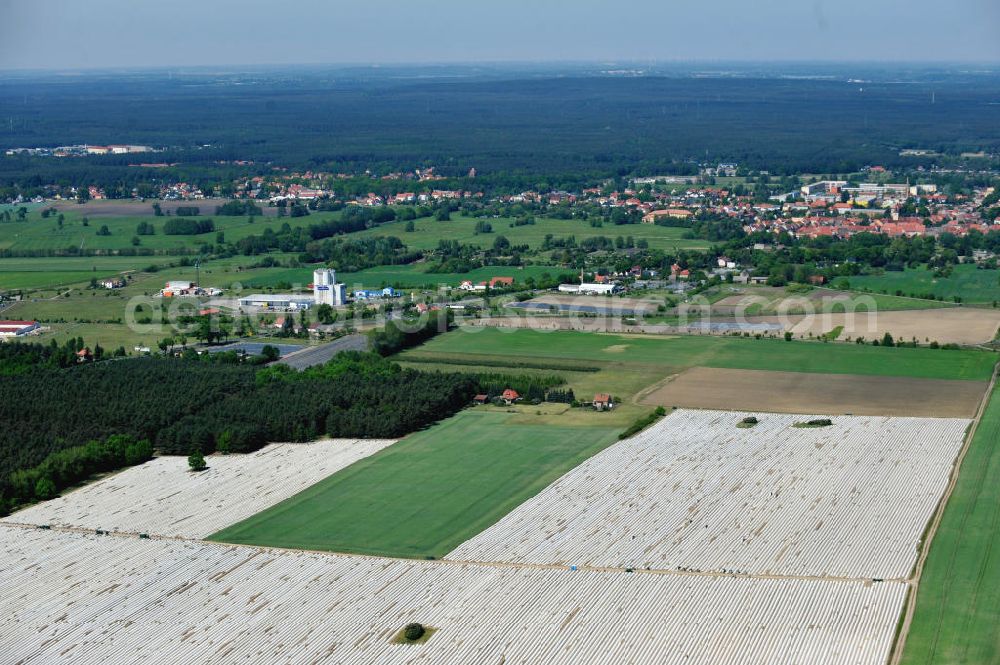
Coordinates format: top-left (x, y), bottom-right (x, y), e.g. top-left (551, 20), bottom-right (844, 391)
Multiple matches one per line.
top-left (188, 449), bottom-right (207, 472)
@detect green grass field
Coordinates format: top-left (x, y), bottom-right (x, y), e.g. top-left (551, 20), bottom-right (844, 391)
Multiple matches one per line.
top-left (408, 328), bottom-right (997, 381)
top-left (901, 379), bottom-right (1000, 665)
top-left (847, 265), bottom-right (1000, 304)
top-left (2, 253), bottom-right (300, 293)
top-left (353, 214), bottom-right (712, 252)
top-left (0, 256), bottom-right (182, 291)
top-left (0, 208), bottom-right (314, 253)
top-left (209, 410), bottom-right (620, 558)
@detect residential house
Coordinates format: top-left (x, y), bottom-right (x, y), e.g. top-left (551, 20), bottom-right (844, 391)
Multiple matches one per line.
top-left (593, 393), bottom-right (614, 411)
top-left (501, 389), bottom-right (521, 405)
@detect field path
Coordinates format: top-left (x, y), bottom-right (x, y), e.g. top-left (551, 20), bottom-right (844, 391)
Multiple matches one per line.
top-left (0, 521), bottom-right (910, 586)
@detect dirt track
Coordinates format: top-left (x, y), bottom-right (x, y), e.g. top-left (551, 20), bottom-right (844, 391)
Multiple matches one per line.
top-left (639, 367), bottom-right (987, 418)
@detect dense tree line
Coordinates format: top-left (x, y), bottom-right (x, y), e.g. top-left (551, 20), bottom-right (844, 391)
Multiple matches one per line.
top-left (4, 435), bottom-right (153, 514)
top-left (369, 310), bottom-right (451, 356)
top-left (163, 218), bottom-right (216, 235)
top-left (157, 352), bottom-right (477, 455)
top-left (215, 200), bottom-right (263, 216)
top-left (0, 360), bottom-right (257, 488)
top-left (0, 350), bottom-right (479, 511)
top-left (474, 372), bottom-right (565, 402)
top-left (0, 338), bottom-right (93, 376)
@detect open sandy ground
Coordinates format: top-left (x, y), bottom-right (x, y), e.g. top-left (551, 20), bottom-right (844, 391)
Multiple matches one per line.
top-left (749, 307), bottom-right (1000, 345)
top-left (522, 293), bottom-right (661, 313)
top-left (639, 367), bottom-right (987, 417)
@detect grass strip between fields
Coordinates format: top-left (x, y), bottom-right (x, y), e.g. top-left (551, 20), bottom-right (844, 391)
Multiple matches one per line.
top-left (209, 410), bottom-right (620, 558)
top-left (900, 380), bottom-right (1000, 665)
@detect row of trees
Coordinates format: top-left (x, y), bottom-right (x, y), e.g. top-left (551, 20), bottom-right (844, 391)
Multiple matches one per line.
top-left (369, 310), bottom-right (451, 356)
top-left (3, 434), bottom-right (153, 514)
top-left (0, 349), bottom-right (480, 511)
top-left (163, 218), bottom-right (216, 235)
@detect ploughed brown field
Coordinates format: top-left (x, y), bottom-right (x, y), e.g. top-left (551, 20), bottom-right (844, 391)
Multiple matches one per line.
top-left (749, 308), bottom-right (1000, 346)
top-left (49, 199), bottom-right (279, 217)
top-left (639, 366), bottom-right (988, 418)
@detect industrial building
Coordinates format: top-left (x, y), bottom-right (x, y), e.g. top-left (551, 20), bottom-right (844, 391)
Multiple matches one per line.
top-left (354, 287), bottom-right (401, 300)
top-left (312, 269), bottom-right (347, 307)
top-left (238, 294), bottom-right (317, 311)
top-left (238, 269), bottom-right (346, 311)
top-left (0, 320), bottom-right (40, 338)
top-left (557, 283), bottom-right (623, 295)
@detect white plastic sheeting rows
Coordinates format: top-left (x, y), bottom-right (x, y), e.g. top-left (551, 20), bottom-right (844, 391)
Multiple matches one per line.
top-left (8, 439), bottom-right (395, 538)
top-left (448, 410), bottom-right (969, 579)
top-left (1, 526), bottom-right (906, 665)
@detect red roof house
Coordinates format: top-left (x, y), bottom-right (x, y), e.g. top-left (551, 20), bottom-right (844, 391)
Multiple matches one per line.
top-left (501, 389), bottom-right (521, 404)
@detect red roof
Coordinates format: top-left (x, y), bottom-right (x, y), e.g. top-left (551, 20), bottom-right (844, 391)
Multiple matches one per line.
top-left (501, 389), bottom-right (520, 400)
top-left (0, 320), bottom-right (36, 326)
top-left (594, 393), bottom-right (612, 403)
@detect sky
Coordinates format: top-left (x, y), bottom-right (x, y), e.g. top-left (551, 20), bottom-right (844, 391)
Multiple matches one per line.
top-left (1, 0), bottom-right (998, 70)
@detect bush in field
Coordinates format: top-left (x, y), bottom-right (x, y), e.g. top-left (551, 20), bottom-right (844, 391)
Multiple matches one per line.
top-left (619, 407), bottom-right (667, 439)
top-left (188, 450), bottom-right (207, 472)
top-left (795, 418), bottom-right (833, 428)
top-left (404, 623), bottom-right (425, 641)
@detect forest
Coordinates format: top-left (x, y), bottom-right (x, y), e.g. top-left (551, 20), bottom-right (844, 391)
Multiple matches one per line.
top-left (0, 347), bottom-right (479, 513)
top-left (1, 64), bottom-right (998, 199)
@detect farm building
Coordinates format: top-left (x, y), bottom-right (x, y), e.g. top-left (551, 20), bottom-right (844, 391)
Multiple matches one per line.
top-left (0, 320), bottom-right (39, 338)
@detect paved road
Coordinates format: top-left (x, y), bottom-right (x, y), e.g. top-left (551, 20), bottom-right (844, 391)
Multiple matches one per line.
top-left (207, 342), bottom-right (304, 356)
top-left (278, 335), bottom-right (368, 369)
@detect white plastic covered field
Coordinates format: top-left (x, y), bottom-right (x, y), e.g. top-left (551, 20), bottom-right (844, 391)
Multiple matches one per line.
top-left (0, 525), bottom-right (906, 665)
top-left (448, 410), bottom-right (969, 579)
top-left (8, 439), bottom-right (394, 538)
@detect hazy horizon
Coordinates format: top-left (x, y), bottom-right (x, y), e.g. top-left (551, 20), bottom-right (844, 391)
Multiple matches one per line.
top-left (2, 0), bottom-right (998, 71)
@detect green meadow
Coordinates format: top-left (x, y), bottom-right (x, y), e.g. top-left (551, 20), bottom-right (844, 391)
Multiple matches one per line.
top-left (847, 264), bottom-right (1000, 304)
top-left (901, 380), bottom-right (1000, 665)
top-left (210, 410), bottom-right (620, 558)
top-left (0, 207), bottom-right (312, 253)
top-left (408, 328), bottom-right (997, 381)
top-left (352, 214), bottom-right (712, 252)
